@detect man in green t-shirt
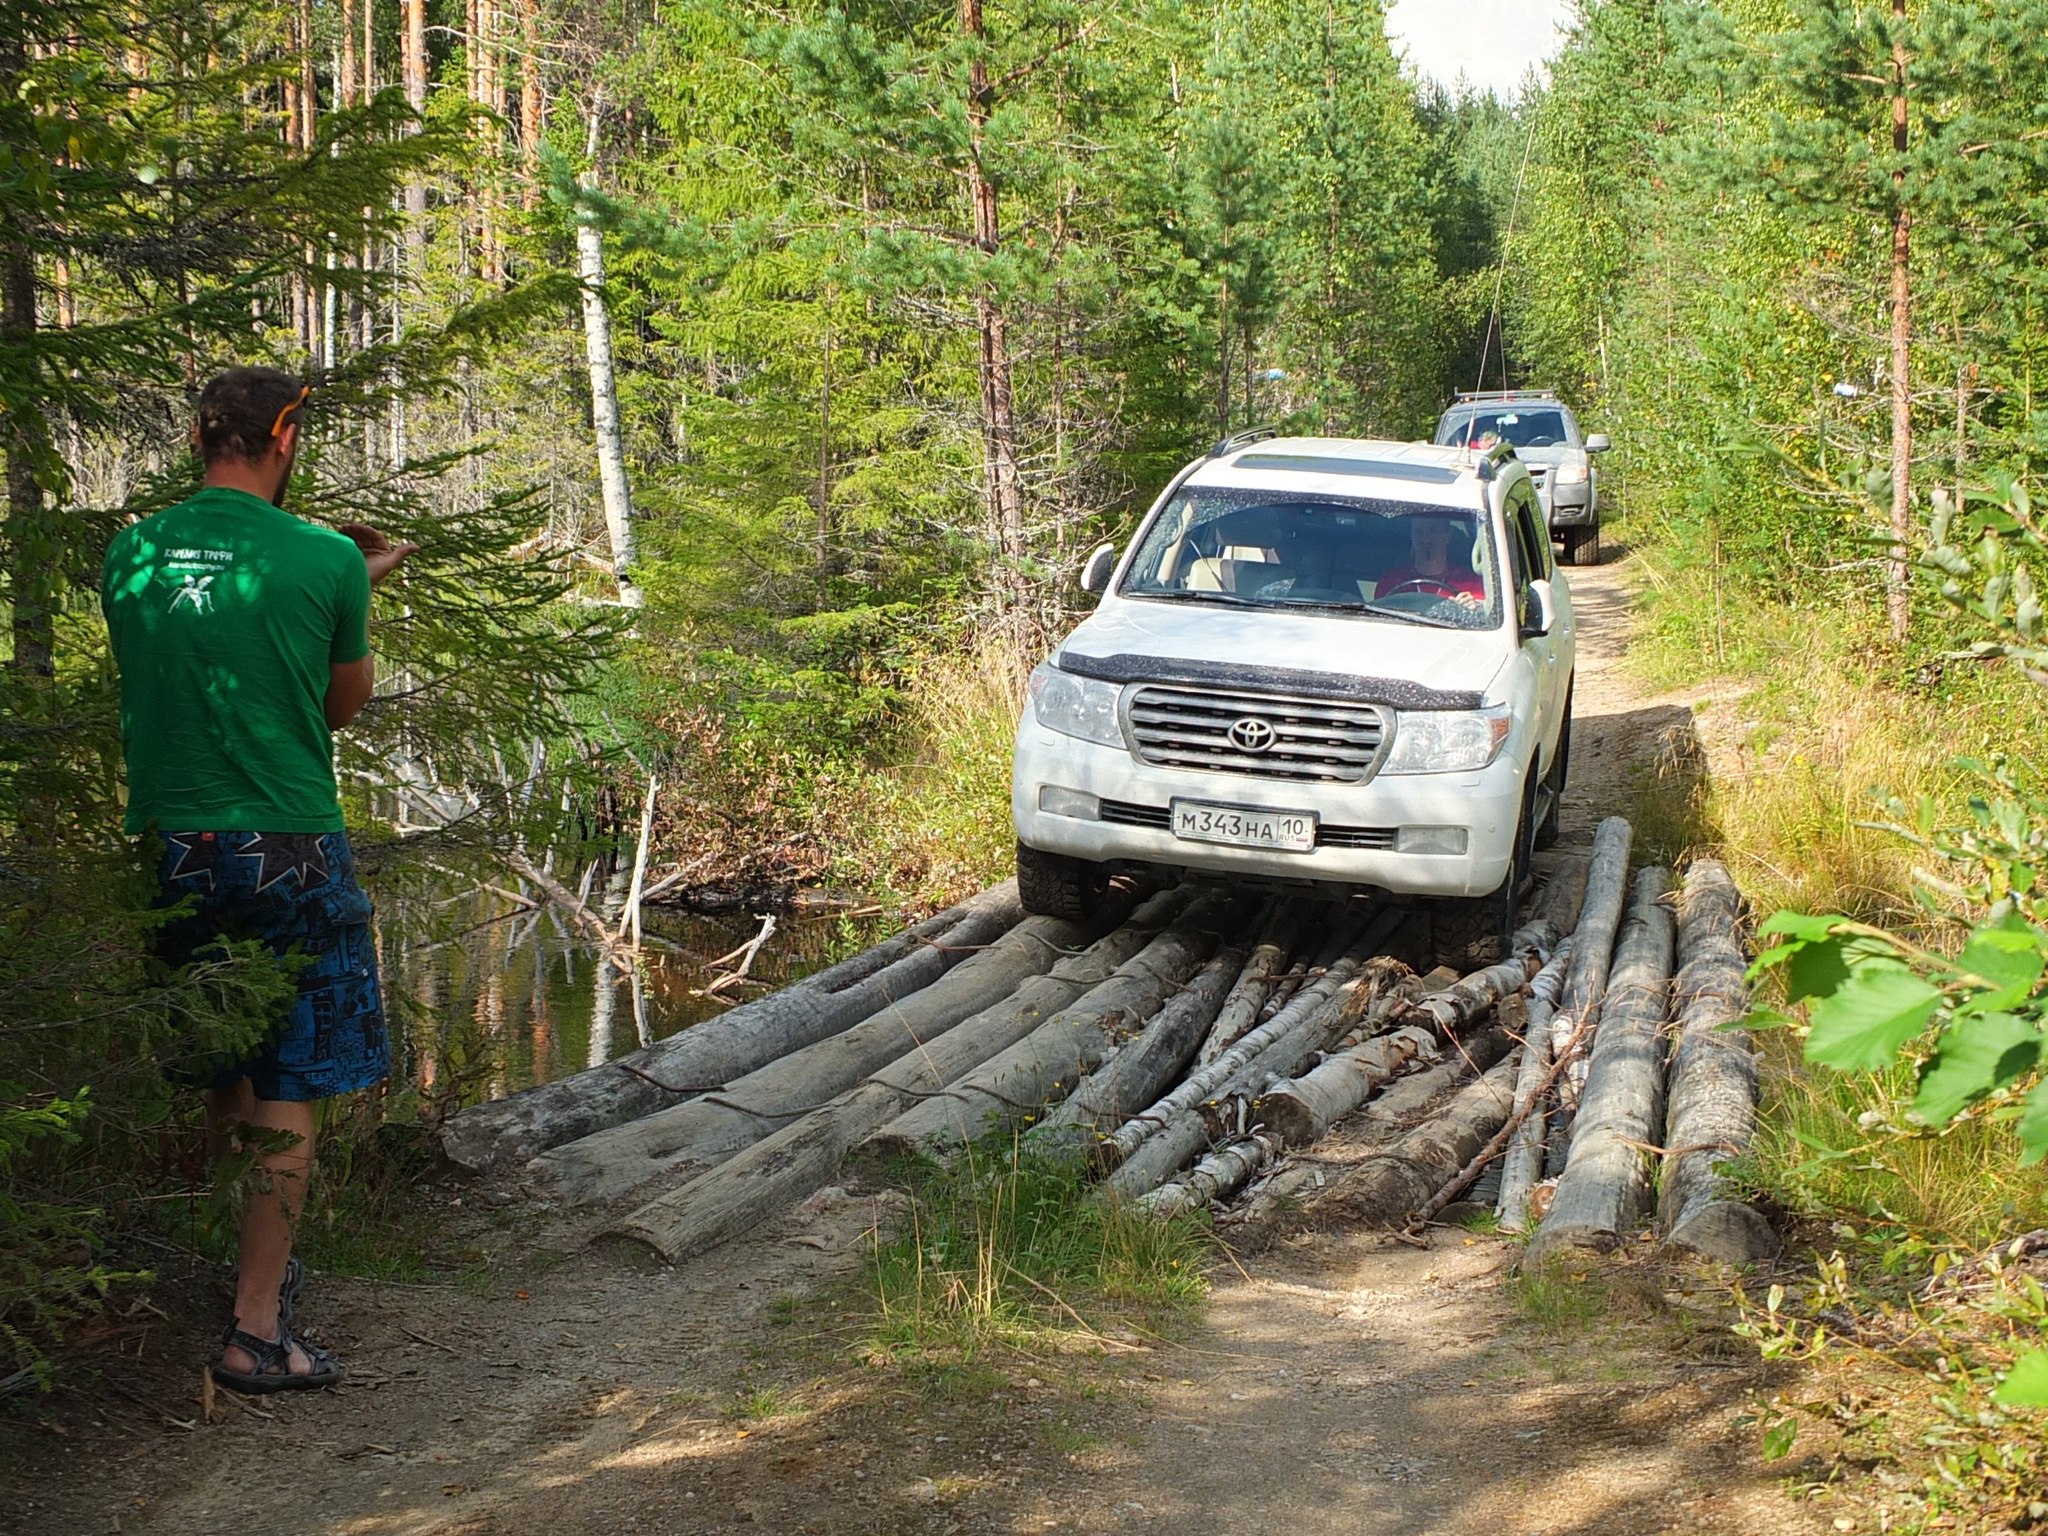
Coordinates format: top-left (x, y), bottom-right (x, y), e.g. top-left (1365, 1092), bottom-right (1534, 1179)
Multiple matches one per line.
top-left (102, 366), bottom-right (416, 1394)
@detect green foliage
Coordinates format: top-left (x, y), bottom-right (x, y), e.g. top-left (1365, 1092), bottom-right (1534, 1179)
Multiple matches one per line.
top-left (862, 1140), bottom-right (1207, 1364)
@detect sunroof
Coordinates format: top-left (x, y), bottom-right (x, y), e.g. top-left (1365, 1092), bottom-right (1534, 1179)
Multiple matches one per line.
top-left (1234, 453), bottom-right (1462, 484)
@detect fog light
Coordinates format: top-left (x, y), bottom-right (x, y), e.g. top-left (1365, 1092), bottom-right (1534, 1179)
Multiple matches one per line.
top-left (1038, 785), bottom-right (1101, 820)
top-left (1396, 825), bottom-right (1468, 855)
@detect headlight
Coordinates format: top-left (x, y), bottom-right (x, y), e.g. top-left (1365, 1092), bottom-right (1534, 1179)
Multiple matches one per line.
top-left (1381, 705), bottom-right (1513, 774)
top-left (1028, 663), bottom-right (1125, 747)
top-left (1553, 461), bottom-right (1589, 486)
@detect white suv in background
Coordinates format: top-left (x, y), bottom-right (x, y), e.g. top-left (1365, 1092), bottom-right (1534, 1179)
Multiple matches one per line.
top-left (1011, 432), bottom-right (1575, 956)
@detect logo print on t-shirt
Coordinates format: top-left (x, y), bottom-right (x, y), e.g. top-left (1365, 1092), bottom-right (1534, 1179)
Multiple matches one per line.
top-left (169, 573), bottom-right (215, 614)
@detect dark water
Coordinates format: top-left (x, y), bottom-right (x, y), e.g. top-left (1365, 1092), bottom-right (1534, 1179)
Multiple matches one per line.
top-left (369, 890), bottom-right (896, 1113)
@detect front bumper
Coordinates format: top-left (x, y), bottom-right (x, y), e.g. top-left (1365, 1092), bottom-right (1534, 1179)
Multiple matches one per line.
top-left (1543, 485), bottom-right (1595, 527)
top-left (1011, 714), bottom-right (1528, 899)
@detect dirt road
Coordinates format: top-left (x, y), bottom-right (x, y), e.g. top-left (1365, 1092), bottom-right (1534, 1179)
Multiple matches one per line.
top-left (6, 559), bottom-right (1826, 1536)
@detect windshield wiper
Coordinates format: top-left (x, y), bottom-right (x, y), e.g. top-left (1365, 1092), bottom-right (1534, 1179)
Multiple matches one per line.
top-left (1124, 589), bottom-right (1261, 607)
top-left (1264, 596), bottom-right (1476, 629)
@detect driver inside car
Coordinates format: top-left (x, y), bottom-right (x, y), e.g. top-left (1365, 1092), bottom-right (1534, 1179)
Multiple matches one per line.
top-left (1375, 514), bottom-right (1485, 604)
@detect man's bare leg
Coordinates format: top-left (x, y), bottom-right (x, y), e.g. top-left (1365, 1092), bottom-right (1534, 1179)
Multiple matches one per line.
top-left (205, 1083), bottom-right (319, 1376)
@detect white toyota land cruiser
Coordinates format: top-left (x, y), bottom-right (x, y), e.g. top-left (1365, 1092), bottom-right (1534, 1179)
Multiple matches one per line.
top-left (1011, 431), bottom-right (1575, 957)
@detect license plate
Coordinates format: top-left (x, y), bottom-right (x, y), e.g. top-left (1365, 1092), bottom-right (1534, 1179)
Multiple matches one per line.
top-left (1169, 800), bottom-right (1318, 852)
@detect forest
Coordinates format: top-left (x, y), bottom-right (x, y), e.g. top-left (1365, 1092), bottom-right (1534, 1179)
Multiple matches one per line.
top-left (7, 0), bottom-right (2048, 1485)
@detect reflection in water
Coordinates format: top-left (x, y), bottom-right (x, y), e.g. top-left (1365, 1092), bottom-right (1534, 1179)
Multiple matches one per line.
top-left (373, 885), bottom-right (893, 1114)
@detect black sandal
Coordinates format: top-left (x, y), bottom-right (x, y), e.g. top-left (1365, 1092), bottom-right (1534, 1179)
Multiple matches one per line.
top-left (213, 1316), bottom-right (344, 1395)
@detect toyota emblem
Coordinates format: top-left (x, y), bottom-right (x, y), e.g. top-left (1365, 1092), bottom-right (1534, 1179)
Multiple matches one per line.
top-left (1227, 716), bottom-right (1277, 753)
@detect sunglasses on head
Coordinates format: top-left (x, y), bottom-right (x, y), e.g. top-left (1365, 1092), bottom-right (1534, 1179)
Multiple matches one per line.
top-left (270, 385), bottom-right (310, 439)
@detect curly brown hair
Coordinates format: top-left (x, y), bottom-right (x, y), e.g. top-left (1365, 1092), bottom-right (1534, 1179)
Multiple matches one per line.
top-left (194, 366), bottom-right (308, 464)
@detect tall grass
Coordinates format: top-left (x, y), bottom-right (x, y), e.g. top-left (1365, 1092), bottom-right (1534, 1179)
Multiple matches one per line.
top-left (1622, 556), bottom-right (2048, 1237)
top-left (822, 633), bottom-right (1034, 906)
top-left (862, 1140), bottom-right (1208, 1365)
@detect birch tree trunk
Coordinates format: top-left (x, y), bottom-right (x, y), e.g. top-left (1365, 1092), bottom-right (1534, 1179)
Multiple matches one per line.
top-left (576, 149), bottom-right (642, 607)
top-left (1886, 0), bottom-right (1913, 643)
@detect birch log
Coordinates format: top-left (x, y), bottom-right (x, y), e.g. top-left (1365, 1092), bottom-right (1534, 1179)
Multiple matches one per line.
top-left (864, 895), bottom-right (1245, 1156)
top-left (608, 903), bottom-right (1228, 1260)
top-left (529, 897), bottom-right (1180, 1204)
top-left (1253, 1025), bottom-right (1440, 1147)
top-left (1544, 817), bottom-right (1635, 1175)
top-left (1658, 859), bottom-right (1778, 1264)
top-left (1027, 940), bottom-right (1255, 1157)
top-left (440, 883), bottom-right (1030, 1174)
top-left (1100, 914), bottom-right (1409, 1200)
top-left (1092, 907), bottom-right (1398, 1177)
top-left (1195, 905), bottom-right (1307, 1063)
top-left (1526, 867), bottom-right (1675, 1266)
top-left (1140, 1133), bottom-right (1281, 1219)
top-left (1307, 1051), bottom-right (1522, 1226)
top-left (1496, 937), bottom-right (1575, 1232)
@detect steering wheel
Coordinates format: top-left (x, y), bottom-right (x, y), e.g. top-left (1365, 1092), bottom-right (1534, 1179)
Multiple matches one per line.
top-left (1382, 576), bottom-right (1465, 601)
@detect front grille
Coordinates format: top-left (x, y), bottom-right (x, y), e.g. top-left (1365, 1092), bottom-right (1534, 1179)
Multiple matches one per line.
top-left (1123, 686), bottom-right (1389, 783)
top-left (1097, 797), bottom-right (1397, 851)
top-left (1100, 798), bottom-right (1171, 829)
top-left (1317, 824), bottom-right (1398, 850)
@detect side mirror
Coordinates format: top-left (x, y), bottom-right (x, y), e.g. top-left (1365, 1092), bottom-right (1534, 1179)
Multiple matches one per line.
top-left (1520, 579), bottom-right (1556, 640)
top-left (1585, 433), bottom-right (1612, 454)
top-left (1079, 542), bottom-right (1117, 594)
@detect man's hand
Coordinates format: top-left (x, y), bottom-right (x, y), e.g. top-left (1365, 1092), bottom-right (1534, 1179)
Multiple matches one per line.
top-left (338, 523), bottom-right (419, 588)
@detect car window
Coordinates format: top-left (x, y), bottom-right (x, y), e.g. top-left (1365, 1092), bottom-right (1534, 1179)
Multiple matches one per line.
top-left (1119, 488), bottom-right (1502, 630)
top-left (1509, 487), bottom-right (1549, 580)
top-left (1436, 407), bottom-right (1574, 450)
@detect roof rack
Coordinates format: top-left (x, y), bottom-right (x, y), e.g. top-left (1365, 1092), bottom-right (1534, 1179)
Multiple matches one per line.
top-left (1452, 388), bottom-right (1559, 403)
top-left (1207, 426), bottom-right (1280, 458)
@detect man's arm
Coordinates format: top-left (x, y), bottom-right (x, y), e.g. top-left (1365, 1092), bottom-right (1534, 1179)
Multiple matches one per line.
top-left (326, 656), bottom-right (375, 729)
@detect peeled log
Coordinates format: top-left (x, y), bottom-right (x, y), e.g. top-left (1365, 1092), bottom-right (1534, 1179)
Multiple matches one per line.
top-left (1308, 1051), bottom-right (1522, 1227)
top-left (1496, 937), bottom-right (1574, 1232)
top-left (1254, 1026), bottom-right (1440, 1147)
top-left (529, 898), bottom-right (1173, 1205)
top-left (1659, 860), bottom-right (1778, 1265)
top-left (865, 895), bottom-right (1244, 1156)
top-left (441, 883), bottom-right (1028, 1174)
top-left (1526, 867), bottom-right (1675, 1266)
top-left (1195, 905), bottom-right (1307, 1063)
top-left (1544, 819), bottom-right (1635, 1175)
top-left (1027, 940), bottom-right (1254, 1158)
top-left (608, 902), bottom-right (1228, 1261)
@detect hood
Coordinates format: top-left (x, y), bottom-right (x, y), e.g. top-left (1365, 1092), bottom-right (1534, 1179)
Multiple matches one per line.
top-left (1513, 444), bottom-right (1583, 469)
top-left (1058, 598), bottom-right (1510, 703)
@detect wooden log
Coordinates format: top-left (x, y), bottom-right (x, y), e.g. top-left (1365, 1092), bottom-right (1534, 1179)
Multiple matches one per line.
top-left (529, 893), bottom-right (1186, 1205)
top-left (1139, 1133), bottom-right (1281, 1220)
top-left (607, 897), bottom-right (1230, 1261)
top-left (1100, 911), bottom-right (1408, 1198)
top-left (1194, 904), bottom-right (1307, 1063)
top-left (1496, 937), bottom-right (1574, 1232)
top-left (1542, 818), bottom-right (1634, 1175)
top-left (440, 882), bottom-right (1030, 1174)
top-left (1659, 859), bottom-right (1778, 1265)
top-left (1027, 938), bottom-right (1256, 1157)
top-left (1092, 906), bottom-right (1397, 1176)
top-left (1307, 1050), bottom-right (1522, 1227)
top-left (864, 894), bottom-right (1247, 1156)
top-left (1223, 1027), bottom-right (1514, 1245)
top-left (1526, 867), bottom-right (1675, 1266)
top-left (1253, 1025), bottom-right (1440, 1147)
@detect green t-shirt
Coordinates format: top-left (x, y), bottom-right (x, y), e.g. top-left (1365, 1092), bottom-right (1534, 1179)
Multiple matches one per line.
top-left (101, 486), bottom-right (371, 835)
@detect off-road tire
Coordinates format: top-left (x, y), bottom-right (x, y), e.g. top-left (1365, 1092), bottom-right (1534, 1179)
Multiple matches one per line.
top-left (1015, 841), bottom-right (1110, 922)
top-left (1534, 691), bottom-right (1572, 851)
top-left (1565, 525), bottom-right (1602, 567)
top-left (1432, 775), bottom-right (1538, 969)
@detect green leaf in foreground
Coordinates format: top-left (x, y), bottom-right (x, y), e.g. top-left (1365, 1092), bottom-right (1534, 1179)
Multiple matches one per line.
top-left (1954, 916), bottom-right (2048, 1012)
top-left (1993, 1348), bottom-right (2048, 1408)
top-left (2020, 1080), bottom-right (2048, 1167)
top-left (1759, 1415), bottom-right (1799, 1460)
top-left (1803, 965), bottom-right (1942, 1072)
top-left (1911, 1013), bottom-right (2041, 1126)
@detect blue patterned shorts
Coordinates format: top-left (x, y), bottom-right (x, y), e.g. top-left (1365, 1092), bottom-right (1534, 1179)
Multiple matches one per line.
top-left (155, 830), bottom-right (390, 1102)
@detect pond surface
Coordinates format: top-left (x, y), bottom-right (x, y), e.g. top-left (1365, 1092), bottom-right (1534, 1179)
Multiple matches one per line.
top-left (369, 887), bottom-right (897, 1114)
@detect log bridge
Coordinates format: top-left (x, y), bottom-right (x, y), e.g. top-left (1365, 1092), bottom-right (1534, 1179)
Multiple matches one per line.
top-left (441, 825), bottom-right (1779, 1270)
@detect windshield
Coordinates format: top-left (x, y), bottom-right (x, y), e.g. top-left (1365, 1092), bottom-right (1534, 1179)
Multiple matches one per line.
top-left (1117, 488), bottom-right (1501, 629)
top-left (1437, 407), bottom-right (1572, 450)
